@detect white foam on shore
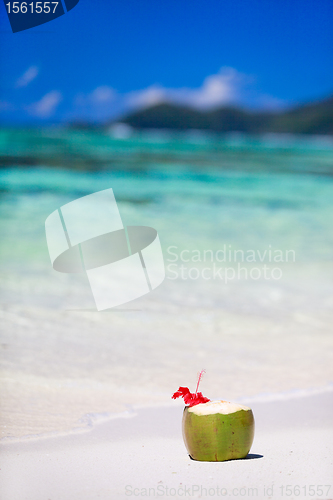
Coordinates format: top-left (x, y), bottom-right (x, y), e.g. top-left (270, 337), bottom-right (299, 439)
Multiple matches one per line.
top-left (0, 409), bottom-right (138, 444)
top-left (2, 383), bottom-right (332, 444)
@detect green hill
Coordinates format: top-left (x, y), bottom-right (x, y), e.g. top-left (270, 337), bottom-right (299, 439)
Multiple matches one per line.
top-left (118, 96), bottom-right (333, 135)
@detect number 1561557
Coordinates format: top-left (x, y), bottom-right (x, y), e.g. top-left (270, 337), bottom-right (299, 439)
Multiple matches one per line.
top-left (6, 2), bottom-right (59, 14)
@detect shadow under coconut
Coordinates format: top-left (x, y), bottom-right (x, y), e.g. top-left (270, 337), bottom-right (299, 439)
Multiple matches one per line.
top-left (243, 453), bottom-right (264, 460)
top-left (188, 453), bottom-right (264, 461)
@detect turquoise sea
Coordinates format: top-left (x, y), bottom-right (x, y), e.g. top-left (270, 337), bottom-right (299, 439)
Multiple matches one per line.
top-left (1, 127), bottom-right (333, 439)
top-left (1, 128), bottom-right (333, 263)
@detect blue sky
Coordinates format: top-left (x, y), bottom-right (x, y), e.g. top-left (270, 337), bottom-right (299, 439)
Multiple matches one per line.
top-left (1, 0), bottom-right (332, 123)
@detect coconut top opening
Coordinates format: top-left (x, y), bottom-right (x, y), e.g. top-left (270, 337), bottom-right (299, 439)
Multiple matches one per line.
top-left (188, 400), bottom-right (251, 416)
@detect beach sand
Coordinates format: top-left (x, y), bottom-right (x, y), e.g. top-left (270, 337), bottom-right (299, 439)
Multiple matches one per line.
top-left (0, 392), bottom-right (332, 500)
top-left (1, 272), bottom-right (332, 500)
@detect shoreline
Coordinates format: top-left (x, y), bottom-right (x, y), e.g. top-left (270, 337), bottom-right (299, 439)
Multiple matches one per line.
top-left (1, 383), bottom-right (332, 445)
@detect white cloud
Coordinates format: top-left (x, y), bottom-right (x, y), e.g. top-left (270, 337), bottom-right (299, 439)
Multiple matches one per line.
top-left (27, 91), bottom-right (62, 118)
top-left (123, 67), bottom-right (289, 113)
top-left (72, 86), bottom-right (117, 121)
top-left (181, 67), bottom-right (250, 109)
top-left (16, 66), bottom-right (39, 88)
top-left (90, 86), bottom-right (115, 104)
top-left (125, 67), bottom-right (254, 111)
top-left (127, 85), bottom-right (168, 109)
top-left (74, 86), bottom-right (116, 108)
top-left (66, 68), bottom-right (287, 123)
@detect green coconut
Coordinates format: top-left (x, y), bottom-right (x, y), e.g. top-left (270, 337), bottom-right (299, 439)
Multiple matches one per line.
top-left (182, 400), bottom-right (255, 462)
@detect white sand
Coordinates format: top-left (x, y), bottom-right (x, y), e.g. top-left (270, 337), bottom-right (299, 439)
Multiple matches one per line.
top-left (0, 392), bottom-right (332, 500)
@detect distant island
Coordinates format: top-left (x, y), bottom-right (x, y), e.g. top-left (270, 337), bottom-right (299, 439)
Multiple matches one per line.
top-left (112, 95), bottom-right (333, 135)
